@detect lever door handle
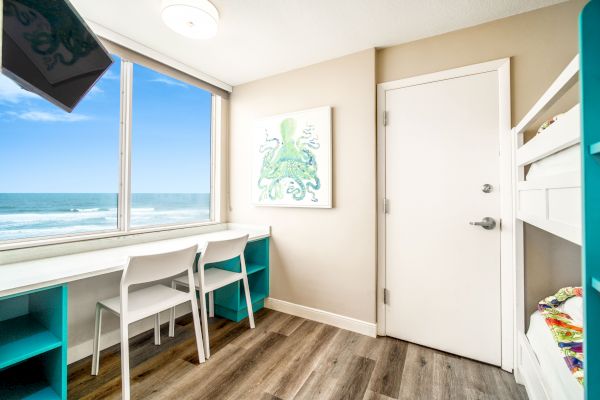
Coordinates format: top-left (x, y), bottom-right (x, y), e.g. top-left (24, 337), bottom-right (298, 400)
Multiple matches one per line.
top-left (469, 217), bottom-right (496, 230)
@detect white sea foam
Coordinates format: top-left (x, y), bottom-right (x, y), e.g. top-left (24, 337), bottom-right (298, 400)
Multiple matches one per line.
top-left (130, 208), bottom-right (209, 226)
top-left (70, 207), bottom-right (112, 213)
top-left (0, 207), bottom-right (210, 241)
top-left (0, 209), bottom-right (117, 224)
top-left (0, 225), bottom-right (113, 240)
top-left (130, 207), bottom-right (155, 213)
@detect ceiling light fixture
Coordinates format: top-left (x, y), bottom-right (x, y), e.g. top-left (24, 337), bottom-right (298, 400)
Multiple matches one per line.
top-left (161, 0), bottom-right (219, 39)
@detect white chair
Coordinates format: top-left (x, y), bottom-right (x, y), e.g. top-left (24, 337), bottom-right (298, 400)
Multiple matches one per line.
top-left (91, 245), bottom-right (205, 400)
top-left (169, 235), bottom-right (255, 358)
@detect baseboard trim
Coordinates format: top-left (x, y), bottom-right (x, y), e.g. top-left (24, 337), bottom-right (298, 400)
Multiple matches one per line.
top-left (265, 297), bottom-right (377, 337)
top-left (69, 299), bottom-right (377, 363)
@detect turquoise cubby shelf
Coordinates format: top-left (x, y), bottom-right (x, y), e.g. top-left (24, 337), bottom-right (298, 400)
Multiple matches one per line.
top-left (0, 285), bottom-right (67, 400)
top-left (580, 1), bottom-right (600, 398)
top-left (208, 238), bottom-right (270, 322)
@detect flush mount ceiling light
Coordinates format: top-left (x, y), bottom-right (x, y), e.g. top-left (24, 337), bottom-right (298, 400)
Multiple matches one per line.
top-left (161, 0), bottom-right (219, 39)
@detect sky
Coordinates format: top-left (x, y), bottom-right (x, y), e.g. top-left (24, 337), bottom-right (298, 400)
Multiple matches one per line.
top-left (0, 56), bottom-right (212, 194)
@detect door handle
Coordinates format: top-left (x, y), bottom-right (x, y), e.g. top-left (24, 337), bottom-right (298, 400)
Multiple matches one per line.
top-left (470, 217), bottom-right (496, 230)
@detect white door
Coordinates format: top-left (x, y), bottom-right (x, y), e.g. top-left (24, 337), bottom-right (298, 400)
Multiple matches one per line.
top-left (385, 71), bottom-right (501, 365)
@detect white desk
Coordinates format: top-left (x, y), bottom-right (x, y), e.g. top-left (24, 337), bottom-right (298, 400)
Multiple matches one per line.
top-left (0, 224), bottom-right (270, 298)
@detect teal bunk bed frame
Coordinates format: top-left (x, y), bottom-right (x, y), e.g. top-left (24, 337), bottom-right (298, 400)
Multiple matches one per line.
top-left (580, 1), bottom-right (600, 398)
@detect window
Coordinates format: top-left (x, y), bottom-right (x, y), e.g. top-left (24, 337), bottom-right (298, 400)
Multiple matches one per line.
top-left (0, 57), bottom-right (122, 241)
top-left (130, 64), bottom-right (212, 228)
top-left (0, 55), bottom-right (218, 246)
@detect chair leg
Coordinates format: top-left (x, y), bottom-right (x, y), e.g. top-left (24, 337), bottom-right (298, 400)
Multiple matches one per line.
top-left (169, 281), bottom-right (177, 337)
top-left (209, 291), bottom-right (215, 318)
top-left (241, 274), bottom-right (255, 329)
top-left (91, 304), bottom-right (103, 375)
top-left (198, 288), bottom-right (211, 358)
top-left (120, 318), bottom-right (131, 400)
top-left (189, 298), bottom-right (206, 363)
top-left (154, 313), bottom-right (161, 345)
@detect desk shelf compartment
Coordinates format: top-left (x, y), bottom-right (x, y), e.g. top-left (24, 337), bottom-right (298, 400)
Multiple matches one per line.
top-left (211, 238), bottom-right (270, 322)
top-left (0, 350), bottom-right (62, 400)
top-left (0, 286), bottom-right (67, 399)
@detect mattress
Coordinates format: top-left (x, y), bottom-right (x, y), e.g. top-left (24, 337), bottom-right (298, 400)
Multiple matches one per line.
top-left (527, 301), bottom-right (584, 400)
top-left (526, 144), bottom-right (580, 180)
top-left (526, 104), bottom-right (581, 181)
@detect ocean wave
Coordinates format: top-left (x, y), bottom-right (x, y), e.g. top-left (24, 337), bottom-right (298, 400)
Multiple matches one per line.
top-left (0, 224), bottom-right (114, 240)
top-left (0, 209), bottom-right (118, 224)
top-left (0, 208), bottom-right (208, 224)
top-left (130, 208), bottom-right (210, 226)
top-left (69, 207), bottom-right (114, 213)
top-left (0, 207), bottom-right (210, 240)
top-left (130, 207), bottom-right (155, 213)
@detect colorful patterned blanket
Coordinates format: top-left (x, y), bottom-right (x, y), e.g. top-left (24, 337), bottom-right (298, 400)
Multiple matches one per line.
top-left (538, 287), bottom-right (584, 385)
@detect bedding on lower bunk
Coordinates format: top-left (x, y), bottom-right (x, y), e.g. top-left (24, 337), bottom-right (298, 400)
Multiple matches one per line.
top-left (527, 287), bottom-right (584, 400)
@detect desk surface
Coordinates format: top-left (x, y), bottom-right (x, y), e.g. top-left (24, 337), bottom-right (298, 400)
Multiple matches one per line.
top-left (0, 224), bottom-right (270, 298)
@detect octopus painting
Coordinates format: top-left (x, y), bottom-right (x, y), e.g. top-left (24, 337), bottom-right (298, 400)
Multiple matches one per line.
top-left (257, 117), bottom-right (322, 203)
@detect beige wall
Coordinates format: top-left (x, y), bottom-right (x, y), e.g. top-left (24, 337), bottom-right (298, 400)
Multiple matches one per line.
top-left (228, 1), bottom-right (585, 325)
top-left (524, 224), bottom-right (581, 317)
top-left (377, 0), bottom-right (586, 126)
top-left (228, 49), bottom-right (377, 323)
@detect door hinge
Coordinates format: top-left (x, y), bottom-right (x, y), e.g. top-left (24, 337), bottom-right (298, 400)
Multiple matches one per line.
top-left (383, 111), bottom-right (388, 126)
top-left (383, 288), bottom-right (390, 305)
top-left (383, 198), bottom-right (390, 214)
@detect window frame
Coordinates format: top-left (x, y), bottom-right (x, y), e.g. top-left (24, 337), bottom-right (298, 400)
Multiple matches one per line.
top-left (0, 57), bottom-right (222, 251)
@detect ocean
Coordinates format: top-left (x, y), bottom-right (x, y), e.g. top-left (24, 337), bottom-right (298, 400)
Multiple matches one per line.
top-left (0, 193), bottom-right (211, 241)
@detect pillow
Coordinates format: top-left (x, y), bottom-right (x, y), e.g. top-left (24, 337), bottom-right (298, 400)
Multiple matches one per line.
top-left (536, 114), bottom-right (563, 135)
top-left (562, 296), bottom-right (584, 326)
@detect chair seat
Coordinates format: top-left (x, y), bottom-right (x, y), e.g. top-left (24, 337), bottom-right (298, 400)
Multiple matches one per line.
top-left (174, 268), bottom-right (243, 292)
top-left (99, 284), bottom-right (190, 323)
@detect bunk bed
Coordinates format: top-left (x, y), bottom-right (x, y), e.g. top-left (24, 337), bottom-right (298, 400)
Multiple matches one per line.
top-left (514, 54), bottom-right (583, 400)
top-left (515, 2), bottom-right (599, 399)
top-left (514, 56), bottom-right (581, 246)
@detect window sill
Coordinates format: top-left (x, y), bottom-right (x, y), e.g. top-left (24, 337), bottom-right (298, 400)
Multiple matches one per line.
top-left (0, 221), bottom-right (225, 265)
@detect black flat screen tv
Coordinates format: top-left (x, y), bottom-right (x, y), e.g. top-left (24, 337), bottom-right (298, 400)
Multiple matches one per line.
top-left (1, 0), bottom-right (113, 112)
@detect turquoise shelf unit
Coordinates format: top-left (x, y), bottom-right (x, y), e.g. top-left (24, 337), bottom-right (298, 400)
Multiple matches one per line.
top-left (209, 237), bottom-right (270, 322)
top-left (580, 1), bottom-right (600, 399)
top-left (0, 285), bottom-right (67, 399)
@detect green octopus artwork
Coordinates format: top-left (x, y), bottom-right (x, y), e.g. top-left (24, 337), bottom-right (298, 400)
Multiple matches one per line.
top-left (257, 117), bottom-right (321, 203)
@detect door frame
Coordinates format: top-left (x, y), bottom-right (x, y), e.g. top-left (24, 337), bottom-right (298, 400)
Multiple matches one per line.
top-left (376, 59), bottom-right (514, 371)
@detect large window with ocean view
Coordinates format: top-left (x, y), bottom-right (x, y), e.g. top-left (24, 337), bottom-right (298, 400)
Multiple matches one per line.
top-left (0, 57), bottom-right (122, 242)
top-left (0, 52), bottom-right (219, 246)
top-left (130, 64), bottom-right (212, 228)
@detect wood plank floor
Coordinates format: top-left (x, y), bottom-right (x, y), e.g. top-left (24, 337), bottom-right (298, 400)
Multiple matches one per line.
top-left (68, 309), bottom-right (528, 400)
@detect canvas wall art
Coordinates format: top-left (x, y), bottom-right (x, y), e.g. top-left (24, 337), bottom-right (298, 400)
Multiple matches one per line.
top-left (252, 106), bottom-right (332, 208)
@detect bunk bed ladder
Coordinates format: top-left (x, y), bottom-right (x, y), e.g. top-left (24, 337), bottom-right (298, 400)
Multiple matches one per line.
top-left (580, 1), bottom-right (600, 399)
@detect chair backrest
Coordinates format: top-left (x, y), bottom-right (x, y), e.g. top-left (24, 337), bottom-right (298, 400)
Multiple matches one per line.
top-left (200, 235), bottom-right (249, 265)
top-left (121, 245), bottom-right (198, 287)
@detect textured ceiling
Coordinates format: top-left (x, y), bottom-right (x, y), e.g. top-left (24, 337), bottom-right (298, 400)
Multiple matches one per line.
top-left (70, 0), bottom-right (566, 86)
